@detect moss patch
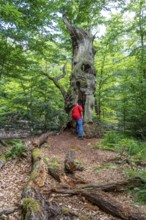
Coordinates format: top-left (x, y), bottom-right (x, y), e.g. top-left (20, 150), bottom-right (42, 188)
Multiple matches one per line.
top-left (0, 154), bottom-right (6, 161)
top-left (32, 148), bottom-right (43, 161)
top-left (23, 198), bottom-right (41, 212)
top-left (29, 170), bottom-right (38, 181)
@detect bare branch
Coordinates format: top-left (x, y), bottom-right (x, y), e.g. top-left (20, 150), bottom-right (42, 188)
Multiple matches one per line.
top-left (55, 63), bottom-right (67, 82)
top-left (40, 65), bottom-right (67, 99)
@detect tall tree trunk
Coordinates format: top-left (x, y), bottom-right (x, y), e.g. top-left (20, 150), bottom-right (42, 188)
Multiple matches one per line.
top-left (63, 15), bottom-right (97, 123)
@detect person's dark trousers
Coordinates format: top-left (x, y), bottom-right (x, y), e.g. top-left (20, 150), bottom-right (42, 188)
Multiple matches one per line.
top-left (75, 119), bottom-right (83, 138)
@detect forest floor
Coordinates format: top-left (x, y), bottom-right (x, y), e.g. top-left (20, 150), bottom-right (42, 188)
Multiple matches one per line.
top-left (0, 130), bottom-right (146, 220)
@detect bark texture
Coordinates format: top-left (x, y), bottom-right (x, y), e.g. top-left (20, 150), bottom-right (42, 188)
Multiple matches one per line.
top-left (63, 15), bottom-right (97, 123)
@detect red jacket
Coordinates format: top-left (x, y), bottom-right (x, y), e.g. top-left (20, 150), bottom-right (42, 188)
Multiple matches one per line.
top-left (72, 105), bottom-right (83, 120)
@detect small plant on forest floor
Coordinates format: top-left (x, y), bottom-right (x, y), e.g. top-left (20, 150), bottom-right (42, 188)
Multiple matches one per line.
top-left (5, 139), bottom-right (27, 160)
top-left (48, 157), bottom-right (61, 169)
top-left (94, 162), bottom-right (117, 173)
top-left (94, 165), bottom-right (102, 173)
top-left (74, 159), bottom-right (85, 168)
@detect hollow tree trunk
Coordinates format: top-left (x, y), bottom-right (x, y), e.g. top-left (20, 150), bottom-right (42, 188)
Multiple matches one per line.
top-left (63, 15), bottom-right (97, 123)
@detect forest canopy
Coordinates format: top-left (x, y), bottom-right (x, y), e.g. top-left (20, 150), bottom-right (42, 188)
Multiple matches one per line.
top-left (0, 0), bottom-right (146, 137)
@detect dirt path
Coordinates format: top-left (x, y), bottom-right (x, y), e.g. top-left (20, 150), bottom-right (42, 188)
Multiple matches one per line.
top-left (0, 130), bottom-right (146, 219)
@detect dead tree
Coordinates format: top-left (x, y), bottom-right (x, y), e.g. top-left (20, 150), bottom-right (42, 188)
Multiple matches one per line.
top-left (63, 15), bottom-right (97, 124)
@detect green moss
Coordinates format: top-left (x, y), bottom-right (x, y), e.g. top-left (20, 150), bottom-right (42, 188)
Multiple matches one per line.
top-left (29, 171), bottom-right (38, 180)
top-left (32, 148), bottom-right (43, 161)
top-left (43, 157), bottom-right (49, 165)
top-left (0, 155), bottom-right (6, 161)
top-left (62, 207), bottom-right (70, 215)
top-left (23, 198), bottom-right (41, 212)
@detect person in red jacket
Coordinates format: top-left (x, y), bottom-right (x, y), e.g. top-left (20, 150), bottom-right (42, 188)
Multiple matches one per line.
top-left (72, 103), bottom-right (83, 139)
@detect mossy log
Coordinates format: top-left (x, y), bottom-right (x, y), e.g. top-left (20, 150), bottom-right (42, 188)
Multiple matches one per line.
top-left (28, 148), bottom-right (47, 187)
top-left (22, 148), bottom-right (73, 220)
top-left (32, 132), bottom-right (54, 148)
top-left (21, 148), bottom-right (50, 220)
top-left (22, 187), bottom-right (62, 220)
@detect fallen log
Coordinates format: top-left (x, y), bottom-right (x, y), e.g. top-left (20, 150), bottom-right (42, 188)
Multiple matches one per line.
top-left (0, 131), bottom-right (31, 139)
top-left (22, 148), bottom-right (73, 220)
top-left (28, 148), bottom-right (47, 187)
top-left (76, 177), bottom-right (146, 192)
top-left (32, 132), bottom-right (54, 148)
top-left (81, 190), bottom-right (146, 220)
top-left (51, 188), bottom-right (146, 220)
top-left (22, 186), bottom-right (63, 220)
top-left (21, 148), bottom-right (54, 220)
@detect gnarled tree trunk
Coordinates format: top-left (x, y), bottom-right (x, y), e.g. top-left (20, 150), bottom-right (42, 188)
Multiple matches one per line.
top-left (63, 15), bottom-right (97, 124)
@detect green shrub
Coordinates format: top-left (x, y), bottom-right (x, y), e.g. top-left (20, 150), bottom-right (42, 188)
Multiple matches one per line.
top-left (101, 132), bottom-right (146, 159)
top-left (100, 131), bottom-right (124, 151)
top-left (114, 138), bottom-right (139, 154)
top-left (133, 171), bottom-right (146, 204)
top-left (125, 169), bottom-right (146, 204)
top-left (136, 189), bottom-right (146, 204)
top-left (5, 140), bottom-right (27, 159)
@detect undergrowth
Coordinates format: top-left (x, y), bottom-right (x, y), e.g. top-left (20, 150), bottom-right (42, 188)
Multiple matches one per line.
top-left (5, 139), bottom-right (27, 160)
top-left (125, 169), bottom-right (146, 204)
top-left (95, 131), bottom-right (146, 204)
top-left (95, 131), bottom-right (146, 160)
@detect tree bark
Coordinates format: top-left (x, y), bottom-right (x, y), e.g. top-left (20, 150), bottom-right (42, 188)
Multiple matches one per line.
top-left (32, 132), bottom-right (54, 148)
top-left (63, 15), bottom-right (97, 123)
top-left (64, 149), bottom-right (84, 174)
top-left (52, 188), bottom-right (146, 220)
top-left (81, 190), bottom-right (145, 220)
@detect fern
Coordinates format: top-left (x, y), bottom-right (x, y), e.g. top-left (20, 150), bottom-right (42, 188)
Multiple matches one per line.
top-left (5, 140), bottom-right (27, 159)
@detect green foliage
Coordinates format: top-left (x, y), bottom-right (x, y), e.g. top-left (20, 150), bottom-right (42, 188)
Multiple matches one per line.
top-left (100, 131), bottom-right (124, 150)
top-left (100, 131), bottom-right (146, 160)
top-left (136, 189), bottom-right (146, 204)
top-left (48, 157), bottom-right (61, 169)
top-left (125, 169), bottom-right (146, 204)
top-left (5, 140), bottom-right (27, 160)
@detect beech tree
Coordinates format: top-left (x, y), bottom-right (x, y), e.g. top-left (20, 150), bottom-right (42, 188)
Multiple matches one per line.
top-left (63, 15), bottom-right (97, 123)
